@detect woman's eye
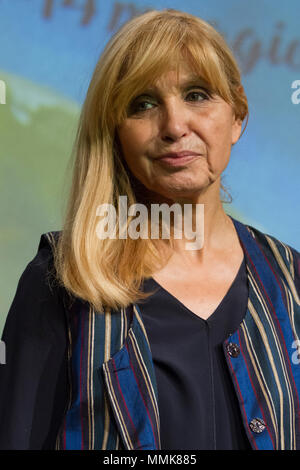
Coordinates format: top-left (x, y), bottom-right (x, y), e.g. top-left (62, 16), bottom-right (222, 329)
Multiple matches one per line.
top-left (135, 100), bottom-right (155, 112)
top-left (186, 90), bottom-right (209, 101)
top-left (128, 98), bottom-right (155, 115)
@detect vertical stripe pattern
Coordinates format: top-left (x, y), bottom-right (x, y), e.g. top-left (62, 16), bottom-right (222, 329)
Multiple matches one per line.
top-left (224, 217), bottom-right (300, 450)
top-left (56, 304), bottom-right (130, 449)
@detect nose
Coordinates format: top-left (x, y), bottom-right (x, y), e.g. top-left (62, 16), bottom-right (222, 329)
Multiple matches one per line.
top-left (160, 99), bottom-right (190, 141)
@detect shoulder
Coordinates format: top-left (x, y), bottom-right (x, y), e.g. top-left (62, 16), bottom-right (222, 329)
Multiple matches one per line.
top-left (17, 230), bottom-right (62, 302)
top-left (244, 221), bottom-right (299, 265)
top-left (29, 230), bottom-right (60, 274)
top-left (20, 230), bottom-right (61, 291)
top-left (242, 220), bottom-right (300, 293)
top-left (0, 230), bottom-right (68, 449)
top-left (2, 230), bottom-right (65, 341)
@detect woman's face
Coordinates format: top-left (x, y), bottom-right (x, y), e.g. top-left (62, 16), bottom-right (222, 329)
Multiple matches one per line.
top-left (117, 62), bottom-right (242, 203)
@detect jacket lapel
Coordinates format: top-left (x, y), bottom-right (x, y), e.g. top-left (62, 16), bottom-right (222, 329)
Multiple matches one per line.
top-left (102, 304), bottom-right (161, 450)
top-left (226, 216), bottom-right (300, 450)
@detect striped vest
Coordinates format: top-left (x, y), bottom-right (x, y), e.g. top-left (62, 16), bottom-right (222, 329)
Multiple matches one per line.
top-left (54, 216), bottom-right (300, 450)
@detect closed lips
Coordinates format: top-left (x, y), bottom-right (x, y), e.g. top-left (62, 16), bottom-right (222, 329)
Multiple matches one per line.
top-left (156, 151), bottom-right (200, 159)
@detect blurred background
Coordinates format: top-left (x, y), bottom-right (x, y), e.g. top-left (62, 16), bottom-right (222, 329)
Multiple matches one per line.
top-left (1, 0), bottom-right (300, 335)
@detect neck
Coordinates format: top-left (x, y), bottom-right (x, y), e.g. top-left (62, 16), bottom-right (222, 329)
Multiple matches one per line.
top-left (135, 180), bottom-right (237, 267)
top-left (161, 204), bottom-right (234, 265)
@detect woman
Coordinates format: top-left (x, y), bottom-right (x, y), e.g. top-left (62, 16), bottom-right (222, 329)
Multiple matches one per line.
top-left (0, 9), bottom-right (299, 451)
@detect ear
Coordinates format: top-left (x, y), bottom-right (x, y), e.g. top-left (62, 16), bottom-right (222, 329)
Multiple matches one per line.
top-left (231, 114), bottom-right (243, 145)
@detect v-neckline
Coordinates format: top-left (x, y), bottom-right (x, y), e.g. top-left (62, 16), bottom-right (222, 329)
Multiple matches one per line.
top-left (146, 255), bottom-right (246, 323)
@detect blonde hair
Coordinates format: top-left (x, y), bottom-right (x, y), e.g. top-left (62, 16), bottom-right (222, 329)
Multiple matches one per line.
top-left (54, 8), bottom-right (249, 313)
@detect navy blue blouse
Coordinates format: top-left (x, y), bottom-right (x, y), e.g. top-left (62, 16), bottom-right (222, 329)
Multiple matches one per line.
top-left (138, 256), bottom-right (252, 450)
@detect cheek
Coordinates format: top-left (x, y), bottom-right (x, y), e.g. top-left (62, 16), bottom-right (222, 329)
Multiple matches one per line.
top-left (117, 123), bottom-right (153, 180)
top-left (208, 114), bottom-right (235, 150)
top-left (202, 120), bottom-right (234, 173)
top-left (204, 103), bottom-right (236, 143)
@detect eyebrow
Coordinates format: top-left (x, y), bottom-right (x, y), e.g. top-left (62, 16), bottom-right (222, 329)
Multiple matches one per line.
top-left (142, 77), bottom-right (210, 93)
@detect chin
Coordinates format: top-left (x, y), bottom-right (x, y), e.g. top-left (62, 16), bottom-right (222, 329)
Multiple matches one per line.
top-left (153, 186), bottom-right (206, 202)
top-left (159, 178), bottom-right (208, 196)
